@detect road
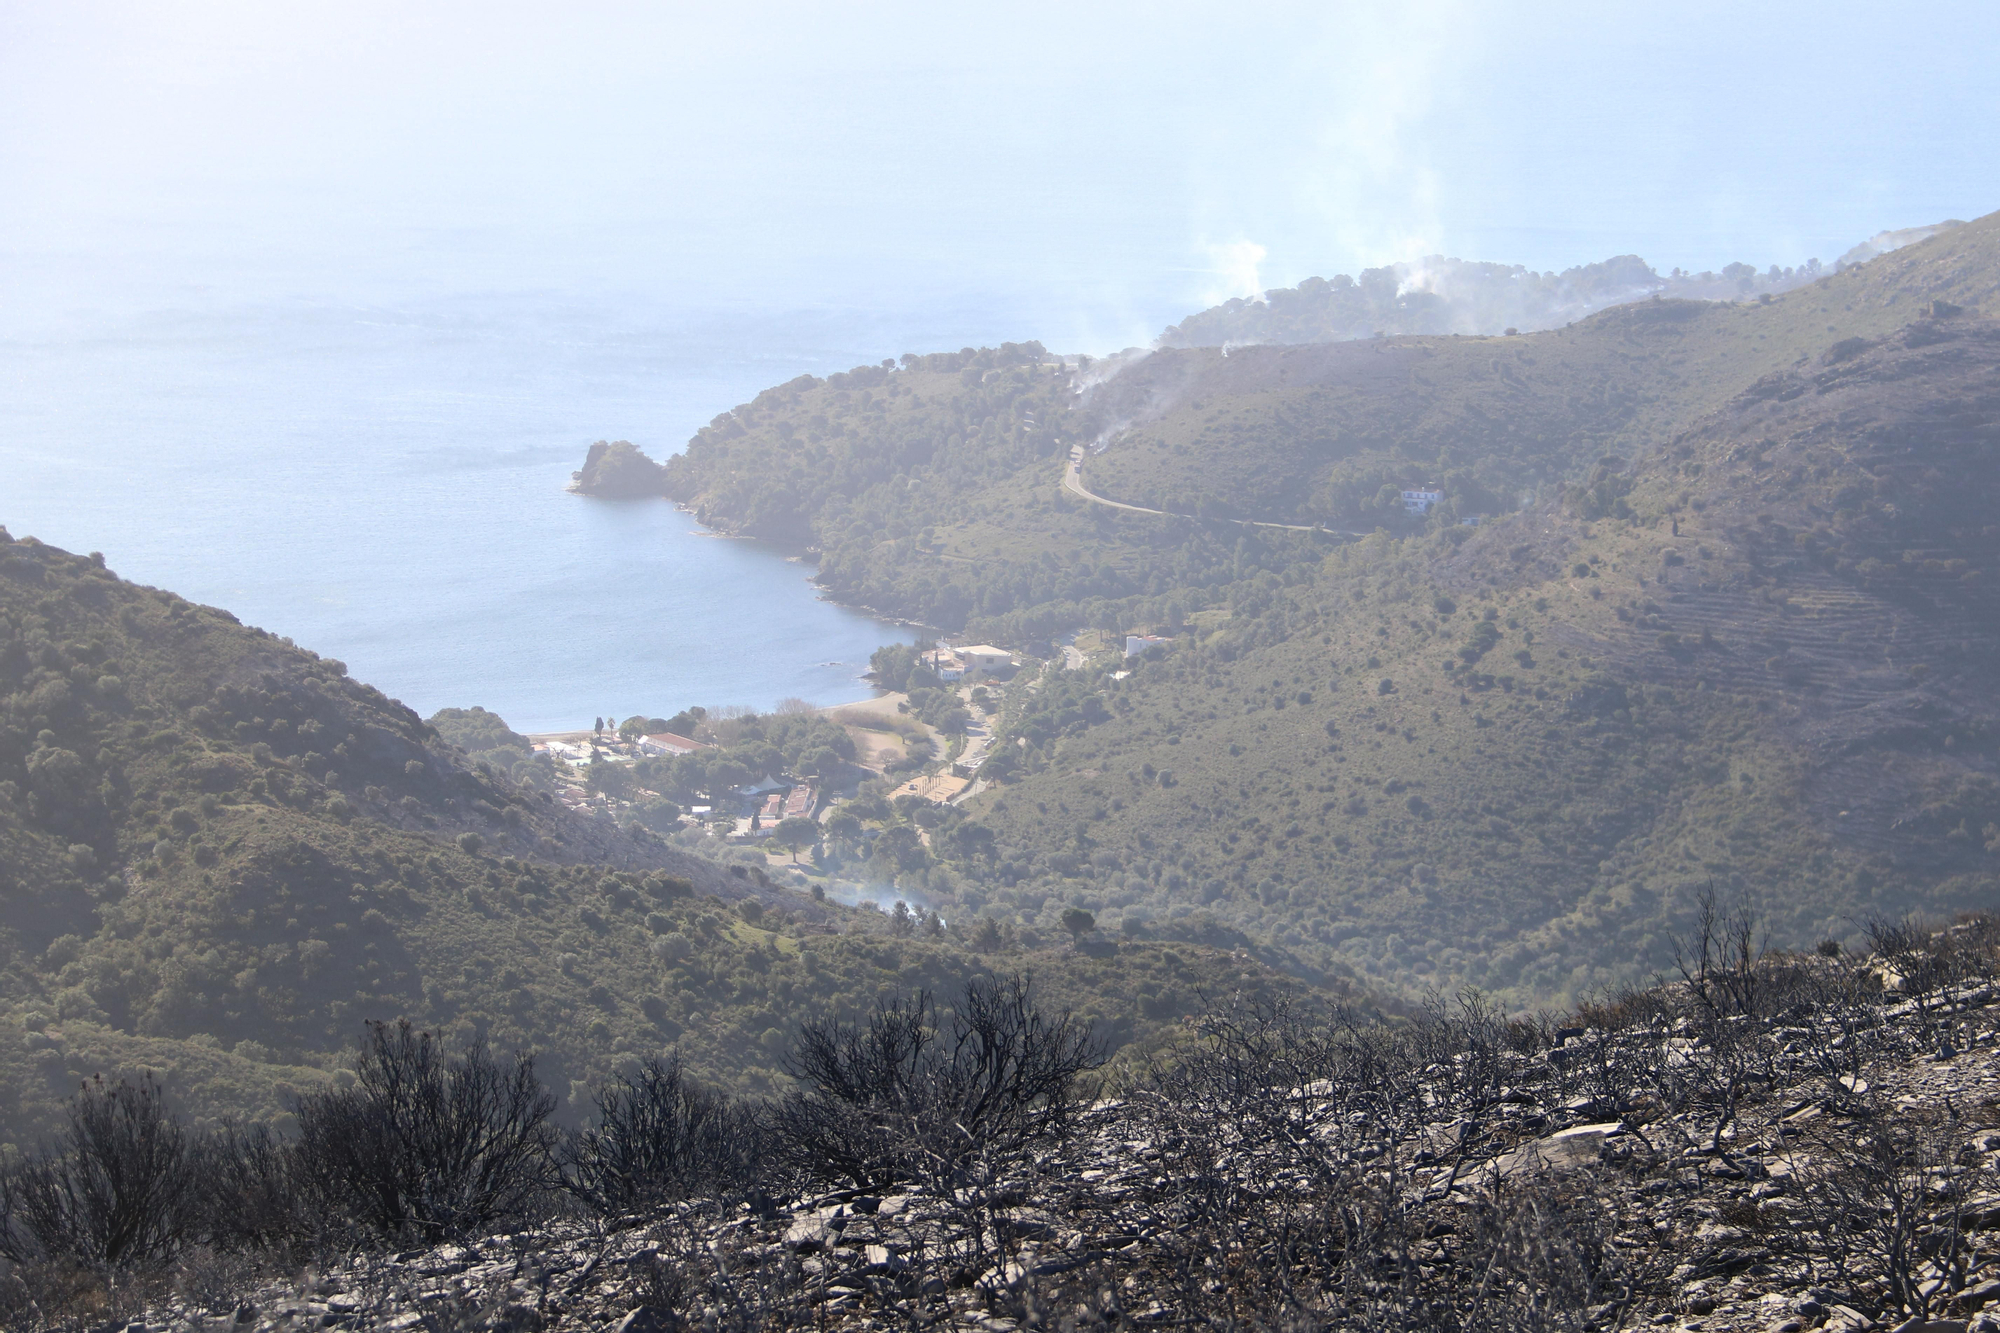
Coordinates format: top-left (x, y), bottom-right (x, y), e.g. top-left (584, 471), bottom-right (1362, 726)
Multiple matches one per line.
top-left (1062, 445), bottom-right (1363, 537)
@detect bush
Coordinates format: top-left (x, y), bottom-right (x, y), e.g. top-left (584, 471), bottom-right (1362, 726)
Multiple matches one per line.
top-left (561, 1056), bottom-right (766, 1216)
top-left (772, 974), bottom-right (1102, 1191)
top-left (0, 1074), bottom-right (203, 1271)
top-left (290, 1021), bottom-right (558, 1245)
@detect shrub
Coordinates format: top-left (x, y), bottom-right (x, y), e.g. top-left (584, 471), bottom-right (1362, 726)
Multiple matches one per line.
top-left (0, 1074), bottom-right (203, 1271)
top-left (561, 1056), bottom-right (766, 1216)
top-left (289, 1021), bottom-right (558, 1245)
top-left (772, 974), bottom-right (1102, 1191)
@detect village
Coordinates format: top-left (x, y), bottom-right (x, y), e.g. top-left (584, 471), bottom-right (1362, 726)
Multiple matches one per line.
top-left (522, 641), bottom-right (1028, 886)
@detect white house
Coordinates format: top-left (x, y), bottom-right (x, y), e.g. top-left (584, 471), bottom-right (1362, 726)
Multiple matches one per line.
top-left (1401, 488), bottom-right (1444, 514)
top-left (637, 732), bottom-right (710, 757)
top-left (955, 645), bottom-right (1015, 677)
top-left (1125, 634), bottom-right (1171, 658)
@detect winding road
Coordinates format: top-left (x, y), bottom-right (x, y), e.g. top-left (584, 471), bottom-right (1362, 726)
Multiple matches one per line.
top-left (1061, 446), bottom-right (1359, 536)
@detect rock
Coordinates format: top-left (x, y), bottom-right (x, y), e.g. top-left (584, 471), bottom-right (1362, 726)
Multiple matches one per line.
top-left (784, 1217), bottom-right (830, 1252)
top-left (611, 1307), bottom-right (671, 1333)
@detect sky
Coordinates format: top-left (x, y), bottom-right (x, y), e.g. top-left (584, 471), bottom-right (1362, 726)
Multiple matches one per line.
top-left (3, 0), bottom-right (1997, 350)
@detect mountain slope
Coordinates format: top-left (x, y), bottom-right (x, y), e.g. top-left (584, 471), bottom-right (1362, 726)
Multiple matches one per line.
top-left (1086, 211), bottom-right (2000, 528)
top-left (0, 535), bottom-right (1334, 1150)
top-left (1153, 220), bottom-right (1965, 348)
top-left (965, 315), bottom-right (2000, 1001)
top-left (649, 211), bottom-right (2000, 1005)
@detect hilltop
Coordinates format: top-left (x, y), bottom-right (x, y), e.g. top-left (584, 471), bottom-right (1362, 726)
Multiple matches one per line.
top-left (644, 211), bottom-right (2000, 1005)
top-left (0, 536), bottom-right (1341, 1149)
top-left (1154, 219), bottom-right (1965, 349)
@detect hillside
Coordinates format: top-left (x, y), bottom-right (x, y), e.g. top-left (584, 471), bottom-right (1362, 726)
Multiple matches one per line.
top-left (46, 920), bottom-right (2000, 1333)
top-left (964, 315), bottom-right (2000, 1001)
top-left (0, 535), bottom-right (1339, 1150)
top-left (644, 211), bottom-right (2000, 1005)
top-left (1087, 211), bottom-right (2000, 528)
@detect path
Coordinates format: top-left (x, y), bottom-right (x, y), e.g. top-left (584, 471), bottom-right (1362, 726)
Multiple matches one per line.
top-left (1062, 445), bottom-right (1361, 536)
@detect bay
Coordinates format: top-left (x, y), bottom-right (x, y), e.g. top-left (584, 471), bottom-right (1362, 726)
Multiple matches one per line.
top-left (0, 291), bottom-right (963, 734)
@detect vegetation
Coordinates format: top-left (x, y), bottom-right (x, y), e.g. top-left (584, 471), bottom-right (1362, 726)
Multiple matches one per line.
top-left (658, 212), bottom-right (2000, 1008)
top-left (1155, 247), bottom-right (1849, 348)
top-left (570, 440), bottom-right (667, 498)
top-left (11, 923), bottom-right (2000, 1331)
top-left (428, 705), bottom-right (555, 789)
top-left (0, 533), bottom-right (1331, 1157)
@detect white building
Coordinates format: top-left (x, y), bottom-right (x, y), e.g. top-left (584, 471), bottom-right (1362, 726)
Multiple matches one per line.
top-left (955, 645), bottom-right (1016, 677)
top-left (1125, 634), bottom-right (1171, 658)
top-left (637, 732), bottom-right (710, 757)
top-left (1401, 488), bottom-right (1444, 514)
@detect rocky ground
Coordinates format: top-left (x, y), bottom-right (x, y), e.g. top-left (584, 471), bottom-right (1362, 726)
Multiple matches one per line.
top-left (25, 936), bottom-right (2000, 1332)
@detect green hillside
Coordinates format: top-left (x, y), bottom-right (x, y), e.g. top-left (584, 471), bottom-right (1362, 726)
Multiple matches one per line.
top-left (0, 535), bottom-right (1336, 1151)
top-left (658, 341), bottom-right (1328, 646)
top-left (973, 316), bottom-right (2000, 1000)
top-left (648, 212), bottom-right (2000, 1006)
top-left (1087, 212), bottom-right (2000, 528)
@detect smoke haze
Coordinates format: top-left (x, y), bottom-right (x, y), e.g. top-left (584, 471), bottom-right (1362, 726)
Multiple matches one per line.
top-left (5, 1), bottom-right (1997, 350)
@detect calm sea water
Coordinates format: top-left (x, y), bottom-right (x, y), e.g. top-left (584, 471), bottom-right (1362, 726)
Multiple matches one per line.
top-left (0, 292), bottom-right (1024, 734)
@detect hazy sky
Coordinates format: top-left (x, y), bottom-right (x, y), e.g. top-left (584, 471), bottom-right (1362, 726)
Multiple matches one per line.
top-left (4, 1), bottom-right (1997, 347)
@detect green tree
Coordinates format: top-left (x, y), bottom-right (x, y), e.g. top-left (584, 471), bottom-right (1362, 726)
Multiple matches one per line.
top-left (706, 758), bottom-right (753, 807)
top-left (1060, 907), bottom-right (1097, 944)
top-left (772, 816), bottom-right (820, 863)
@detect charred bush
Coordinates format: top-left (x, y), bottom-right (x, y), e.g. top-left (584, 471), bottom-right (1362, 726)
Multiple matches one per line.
top-left (291, 1020), bottom-right (558, 1245)
top-left (562, 1055), bottom-right (767, 1217)
top-left (0, 1075), bottom-right (203, 1272)
top-left (772, 974), bottom-right (1102, 1190)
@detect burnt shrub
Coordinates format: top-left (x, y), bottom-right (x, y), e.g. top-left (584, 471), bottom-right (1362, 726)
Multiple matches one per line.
top-left (0, 1074), bottom-right (203, 1271)
top-left (772, 974), bottom-right (1102, 1190)
top-left (290, 1020), bottom-right (558, 1245)
top-left (561, 1054), bottom-right (767, 1217)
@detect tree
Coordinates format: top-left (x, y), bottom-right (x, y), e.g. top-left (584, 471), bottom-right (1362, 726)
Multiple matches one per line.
top-left (772, 816), bottom-right (820, 862)
top-left (870, 825), bottom-right (929, 875)
top-left (706, 757), bottom-right (753, 806)
top-left (620, 715), bottom-right (668, 742)
top-left (1060, 907), bottom-right (1097, 944)
top-left (587, 755), bottom-right (630, 797)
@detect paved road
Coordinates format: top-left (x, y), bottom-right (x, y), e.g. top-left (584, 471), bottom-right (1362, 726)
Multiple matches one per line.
top-left (1062, 445), bottom-right (1363, 537)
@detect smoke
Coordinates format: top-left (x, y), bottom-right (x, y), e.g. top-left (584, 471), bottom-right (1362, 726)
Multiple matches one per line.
top-left (1291, 2), bottom-right (1474, 269)
top-left (816, 876), bottom-right (941, 921)
top-left (1157, 243), bottom-right (1869, 350)
top-left (1200, 239), bottom-right (1270, 306)
top-left (1836, 220), bottom-right (1964, 268)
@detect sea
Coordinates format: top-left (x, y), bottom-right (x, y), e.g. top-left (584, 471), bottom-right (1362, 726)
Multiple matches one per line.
top-left (0, 281), bottom-right (1145, 735)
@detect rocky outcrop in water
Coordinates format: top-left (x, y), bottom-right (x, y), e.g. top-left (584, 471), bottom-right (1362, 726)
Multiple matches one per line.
top-left (572, 440), bottom-right (667, 498)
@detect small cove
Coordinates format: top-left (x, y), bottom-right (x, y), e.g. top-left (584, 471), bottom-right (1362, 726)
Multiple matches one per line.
top-left (0, 291), bottom-right (933, 733)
